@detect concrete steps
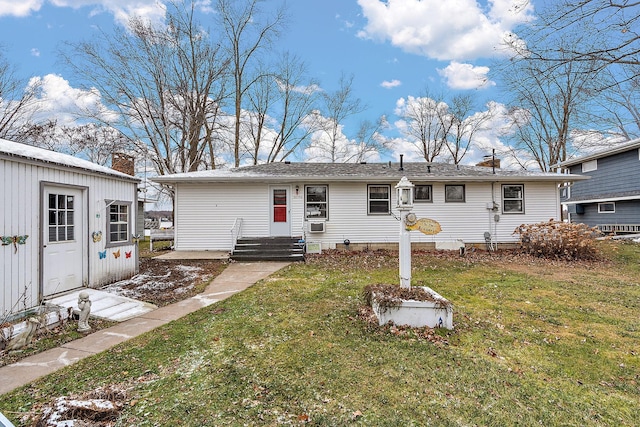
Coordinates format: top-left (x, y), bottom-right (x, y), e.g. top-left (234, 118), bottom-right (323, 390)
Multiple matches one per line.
top-left (231, 236), bottom-right (305, 262)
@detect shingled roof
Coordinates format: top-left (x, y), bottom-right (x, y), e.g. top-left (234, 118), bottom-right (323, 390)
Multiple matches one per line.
top-left (153, 161), bottom-right (585, 184)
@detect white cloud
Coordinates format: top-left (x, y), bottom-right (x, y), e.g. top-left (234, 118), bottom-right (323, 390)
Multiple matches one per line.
top-left (380, 79), bottom-right (401, 89)
top-left (29, 73), bottom-right (118, 125)
top-left (356, 0), bottom-right (534, 61)
top-left (0, 0), bottom-right (44, 17)
top-left (0, 0), bottom-right (167, 27)
top-left (30, 48), bottom-right (41, 57)
top-left (437, 62), bottom-right (495, 90)
top-left (52, 0), bottom-right (166, 27)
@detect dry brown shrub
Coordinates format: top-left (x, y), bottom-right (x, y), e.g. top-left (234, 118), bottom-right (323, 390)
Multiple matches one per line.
top-left (513, 219), bottom-right (603, 260)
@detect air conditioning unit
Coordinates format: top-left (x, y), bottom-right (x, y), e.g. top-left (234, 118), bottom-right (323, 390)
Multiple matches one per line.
top-left (308, 221), bottom-right (326, 233)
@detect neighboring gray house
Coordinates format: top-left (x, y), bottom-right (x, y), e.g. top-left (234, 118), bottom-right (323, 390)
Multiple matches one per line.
top-left (153, 161), bottom-right (585, 257)
top-left (558, 138), bottom-right (640, 233)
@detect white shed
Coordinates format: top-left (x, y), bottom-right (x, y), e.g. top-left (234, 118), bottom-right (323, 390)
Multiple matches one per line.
top-left (1, 139), bottom-right (140, 318)
top-left (153, 162), bottom-right (588, 257)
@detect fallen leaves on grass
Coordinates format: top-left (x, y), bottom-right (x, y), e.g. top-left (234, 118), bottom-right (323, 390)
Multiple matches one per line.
top-left (356, 305), bottom-right (450, 345)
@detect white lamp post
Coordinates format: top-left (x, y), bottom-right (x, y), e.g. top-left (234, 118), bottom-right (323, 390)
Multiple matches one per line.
top-left (395, 177), bottom-right (414, 289)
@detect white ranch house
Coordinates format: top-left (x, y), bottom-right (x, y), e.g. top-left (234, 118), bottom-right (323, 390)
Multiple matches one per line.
top-left (1, 139), bottom-right (140, 317)
top-left (153, 161), bottom-right (586, 255)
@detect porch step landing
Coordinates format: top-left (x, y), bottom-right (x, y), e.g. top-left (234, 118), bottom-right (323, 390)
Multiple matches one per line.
top-left (231, 236), bottom-right (305, 262)
top-left (44, 288), bottom-right (158, 322)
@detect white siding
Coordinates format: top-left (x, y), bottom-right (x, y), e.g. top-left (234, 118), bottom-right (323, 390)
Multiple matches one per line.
top-left (175, 183), bottom-right (271, 250)
top-left (173, 180), bottom-right (561, 252)
top-left (1, 157), bottom-right (138, 316)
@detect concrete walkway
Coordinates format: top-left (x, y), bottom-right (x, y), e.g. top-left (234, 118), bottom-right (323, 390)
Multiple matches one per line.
top-left (0, 261), bottom-right (289, 396)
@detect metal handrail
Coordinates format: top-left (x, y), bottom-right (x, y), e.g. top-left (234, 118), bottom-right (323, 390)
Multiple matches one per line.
top-left (230, 218), bottom-right (243, 254)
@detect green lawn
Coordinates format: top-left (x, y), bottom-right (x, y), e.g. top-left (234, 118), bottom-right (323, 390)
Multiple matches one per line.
top-left (2, 243), bottom-right (639, 426)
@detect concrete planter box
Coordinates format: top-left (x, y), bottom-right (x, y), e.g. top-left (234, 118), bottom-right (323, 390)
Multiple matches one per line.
top-left (372, 286), bottom-right (453, 329)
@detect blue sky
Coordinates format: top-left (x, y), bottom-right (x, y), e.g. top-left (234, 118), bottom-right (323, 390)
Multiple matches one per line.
top-left (0, 0), bottom-right (539, 165)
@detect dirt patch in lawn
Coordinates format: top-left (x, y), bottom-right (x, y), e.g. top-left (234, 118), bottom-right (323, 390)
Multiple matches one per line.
top-left (102, 257), bottom-right (227, 307)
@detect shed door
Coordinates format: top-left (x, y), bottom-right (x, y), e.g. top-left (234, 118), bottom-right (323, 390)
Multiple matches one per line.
top-left (42, 186), bottom-right (86, 296)
top-left (270, 186), bottom-right (290, 236)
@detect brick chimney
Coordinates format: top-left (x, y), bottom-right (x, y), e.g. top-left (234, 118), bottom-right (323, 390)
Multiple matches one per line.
top-left (112, 153), bottom-right (135, 176)
top-left (476, 155), bottom-right (500, 169)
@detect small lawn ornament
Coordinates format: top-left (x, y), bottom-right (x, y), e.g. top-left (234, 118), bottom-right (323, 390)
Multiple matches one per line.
top-left (5, 317), bottom-right (41, 352)
top-left (75, 292), bottom-right (92, 333)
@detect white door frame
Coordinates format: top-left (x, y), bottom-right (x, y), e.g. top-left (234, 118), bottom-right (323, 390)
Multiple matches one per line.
top-left (40, 182), bottom-right (89, 299)
top-left (269, 185), bottom-right (291, 236)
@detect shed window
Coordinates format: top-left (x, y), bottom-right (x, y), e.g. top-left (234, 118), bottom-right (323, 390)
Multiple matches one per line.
top-left (598, 202), bottom-right (615, 213)
top-left (445, 185), bottom-right (465, 203)
top-left (502, 184), bottom-right (525, 214)
top-left (305, 185), bottom-right (328, 219)
top-left (107, 201), bottom-right (131, 246)
top-left (368, 185), bottom-right (390, 214)
top-left (414, 185), bottom-right (432, 202)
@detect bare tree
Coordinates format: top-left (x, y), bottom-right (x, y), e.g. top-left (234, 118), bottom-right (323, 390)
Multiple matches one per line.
top-left (0, 50), bottom-right (42, 141)
top-left (441, 94), bottom-right (492, 165)
top-left (61, 124), bottom-right (132, 166)
top-left (245, 52), bottom-right (320, 164)
top-left (395, 91), bottom-right (448, 162)
top-left (349, 116), bottom-right (391, 163)
top-left (217, 0), bottom-right (286, 167)
top-left (306, 73), bottom-right (374, 163)
top-left (587, 65), bottom-right (640, 141)
top-left (499, 51), bottom-right (598, 171)
top-left (61, 1), bottom-right (228, 176)
top-left (514, 1), bottom-right (640, 70)
top-left (504, 1), bottom-right (640, 149)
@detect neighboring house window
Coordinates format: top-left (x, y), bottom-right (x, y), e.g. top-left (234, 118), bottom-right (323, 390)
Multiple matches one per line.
top-left (502, 184), bottom-right (525, 214)
top-left (414, 185), bottom-right (432, 202)
top-left (305, 185), bottom-right (328, 219)
top-left (107, 201), bottom-right (131, 246)
top-left (598, 202), bottom-right (615, 213)
top-left (368, 185), bottom-right (391, 214)
top-left (445, 185), bottom-right (465, 203)
top-left (559, 185), bottom-right (569, 200)
top-left (582, 159), bottom-right (597, 172)
top-left (48, 193), bottom-right (75, 242)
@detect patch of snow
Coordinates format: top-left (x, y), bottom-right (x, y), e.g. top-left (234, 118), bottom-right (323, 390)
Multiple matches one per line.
top-left (0, 138), bottom-right (137, 181)
top-left (41, 397), bottom-right (116, 426)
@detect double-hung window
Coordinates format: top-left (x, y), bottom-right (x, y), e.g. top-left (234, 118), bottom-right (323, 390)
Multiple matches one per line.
top-left (368, 185), bottom-right (391, 214)
top-left (305, 185), bottom-right (328, 219)
top-left (502, 184), bottom-right (524, 214)
top-left (107, 201), bottom-right (131, 246)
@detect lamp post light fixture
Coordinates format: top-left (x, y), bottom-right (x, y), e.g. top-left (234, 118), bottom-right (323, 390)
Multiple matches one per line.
top-left (395, 177), bottom-right (414, 288)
